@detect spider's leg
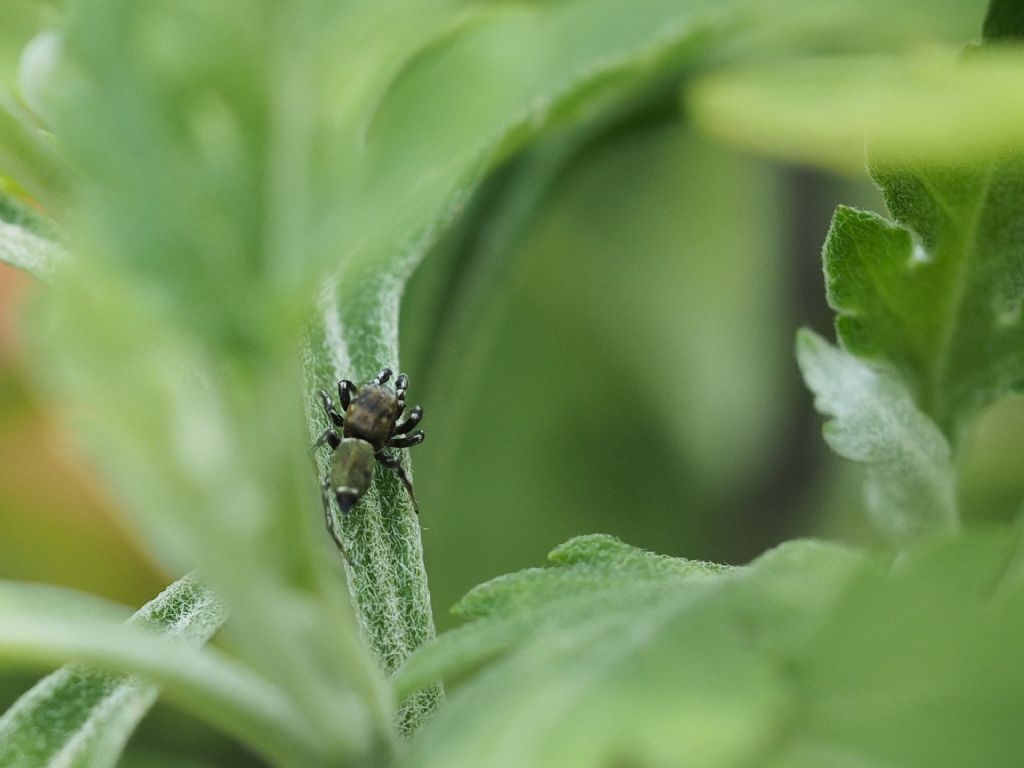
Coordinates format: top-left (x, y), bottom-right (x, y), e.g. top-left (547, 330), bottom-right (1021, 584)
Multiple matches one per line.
top-left (321, 477), bottom-right (351, 562)
top-left (392, 405), bottom-right (422, 436)
top-left (311, 428), bottom-right (341, 453)
top-left (372, 367), bottom-right (392, 385)
top-left (338, 379), bottom-right (356, 411)
top-left (389, 431), bottom-right (424, 449)
top-left (376, 451), bottom-right (419, 514)
top-left (318, 390), bottom-right (345, 428)
top-left (394, 372), bottom-right (410, 416)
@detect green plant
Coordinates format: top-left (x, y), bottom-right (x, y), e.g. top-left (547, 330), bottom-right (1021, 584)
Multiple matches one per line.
top-left (0, 0), bottom-right (1022, 766)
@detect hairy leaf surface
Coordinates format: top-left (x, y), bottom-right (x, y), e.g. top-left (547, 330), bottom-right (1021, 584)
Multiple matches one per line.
top-left (825, 157), bottom-right (1024, 437)
top-left (797, 330), bottom-right (957, 544)
top-left (0, 575), bottom-right (224, 768)
top-left (0, 579), bottom-right (320, 768)
top-left (0, 195), bottom-right (63, 278)
top-left (399, 535), bottom-right (863, 768)
top-left (401, 528), bottom-right (1024, 768)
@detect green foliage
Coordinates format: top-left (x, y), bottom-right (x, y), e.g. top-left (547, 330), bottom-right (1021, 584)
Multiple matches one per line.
top-left (690, 49), bottom-right (1024, 170)
top-left (0, 91), bottom-right (65, 212)
top-left (301, 0), bottom-right (772, 733)
top-left (400, 529), bottom-right (1024, 768)
top-left (687, 0), bottom-right (1014, 170)
top-left (0, 196), bottom-right (63, 278)
top-left (788, 3), bottom-right (1024, 546)
top-left (0, 578), bottom-right (324, 768)
top-left (403, 528), bottom-right (1024, 768)
top-left (984, 0), bottom-right (1024, 40)
top-left (396, 535), bottom-right (737, 698)
top-left (797, 330), bottom-right (957, 544)
top-left (766, 526), bottom-right (1024, 767)
top-left (1, 0), bottom-right (1023, 766)
top-left (824, 160), bottom-right (1024, 439)
top-left (0, 575), bottom-right (223, 768)
top-left (400, 536), bottom-right (863, 768)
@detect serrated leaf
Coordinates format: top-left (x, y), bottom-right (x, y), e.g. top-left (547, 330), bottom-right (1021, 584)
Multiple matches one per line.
top-left (796, 329), bottom-right (958, 544)
top-left (0, 574), bottom-right (224, 768)
top-left (399, 535), bottom-right (864, 768)
top-left (833, 156), bottom-right (1024, 437)
top-left (0, 579), bottom-right (322, 768)
top-left (805, 18), bottom-right (1024, 437)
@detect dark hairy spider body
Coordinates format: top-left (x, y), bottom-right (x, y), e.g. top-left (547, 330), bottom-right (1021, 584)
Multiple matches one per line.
top-left (314, 368), bottom-right (425, 527)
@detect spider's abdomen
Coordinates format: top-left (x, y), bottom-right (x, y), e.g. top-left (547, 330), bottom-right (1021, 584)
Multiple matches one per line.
top-left (343, 383), bottom-right (400, 450)
top-left (329, 438), bottom-right (376, 514)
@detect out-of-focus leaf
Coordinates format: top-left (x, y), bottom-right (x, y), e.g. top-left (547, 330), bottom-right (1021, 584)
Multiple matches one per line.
top-left (17, 30), bottom-right (61, 126)
top-left (984, 0), bottom-right (1024, 40)
top-left (0, 575), bottom-right (224, 768)
top-left (797, 330), bottom-right (957, 544)
top-left (0, 195), bottom-right (64, 278)
top-left (0, 90), bottom-right (64, 212)
top-left (398, 535), bottom-right (863, 768)
top-left (402, 527), bottom-right (1024, 768)
top-left (0, 2), bottom-right (60, 86)
top-left (690, 49), bottom-right (1024, 171)
top-left (44, 1), bottom-right (396, 756)
top-left (765, 527), bottom-right (1024, 767)
top-left (0, 580), bottom-right (322, 768)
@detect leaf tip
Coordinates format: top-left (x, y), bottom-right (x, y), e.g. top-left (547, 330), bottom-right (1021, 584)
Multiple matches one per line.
top-left (547, 534), bottom-right (633, 565)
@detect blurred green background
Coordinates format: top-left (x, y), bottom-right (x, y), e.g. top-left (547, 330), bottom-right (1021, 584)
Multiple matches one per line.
top-left (9, 123), bottom-right (1024, 763)
top-left (3, 0), bottom-right (1024, 765)
top-left (6, 97), bottom-right (1024, 626)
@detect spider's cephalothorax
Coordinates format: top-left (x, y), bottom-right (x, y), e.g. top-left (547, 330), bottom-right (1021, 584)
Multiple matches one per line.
top-left (314, 367), bottom-right (425, 521)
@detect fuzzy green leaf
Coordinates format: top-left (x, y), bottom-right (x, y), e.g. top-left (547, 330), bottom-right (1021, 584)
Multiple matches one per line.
top-left (0, 575), bottom-right (224, 768)
top-left (395, 535), bottom-right (734, 698)
top-left (823, 156), bottom-right (1024, 438)
top-left (0, 579), bottom-right (323, 768)
top-left (0, 195), bottom-right (64, 278)
top-left (797, 329), bottom-right (958, 544)
top-left (402, 528), bottom-right (1024, 768)
top-left (398, 535), bottom-right (864, 768)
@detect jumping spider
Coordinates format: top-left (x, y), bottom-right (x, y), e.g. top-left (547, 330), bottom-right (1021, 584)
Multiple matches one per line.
top-left (314, 368), bottom-right (425, 528)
